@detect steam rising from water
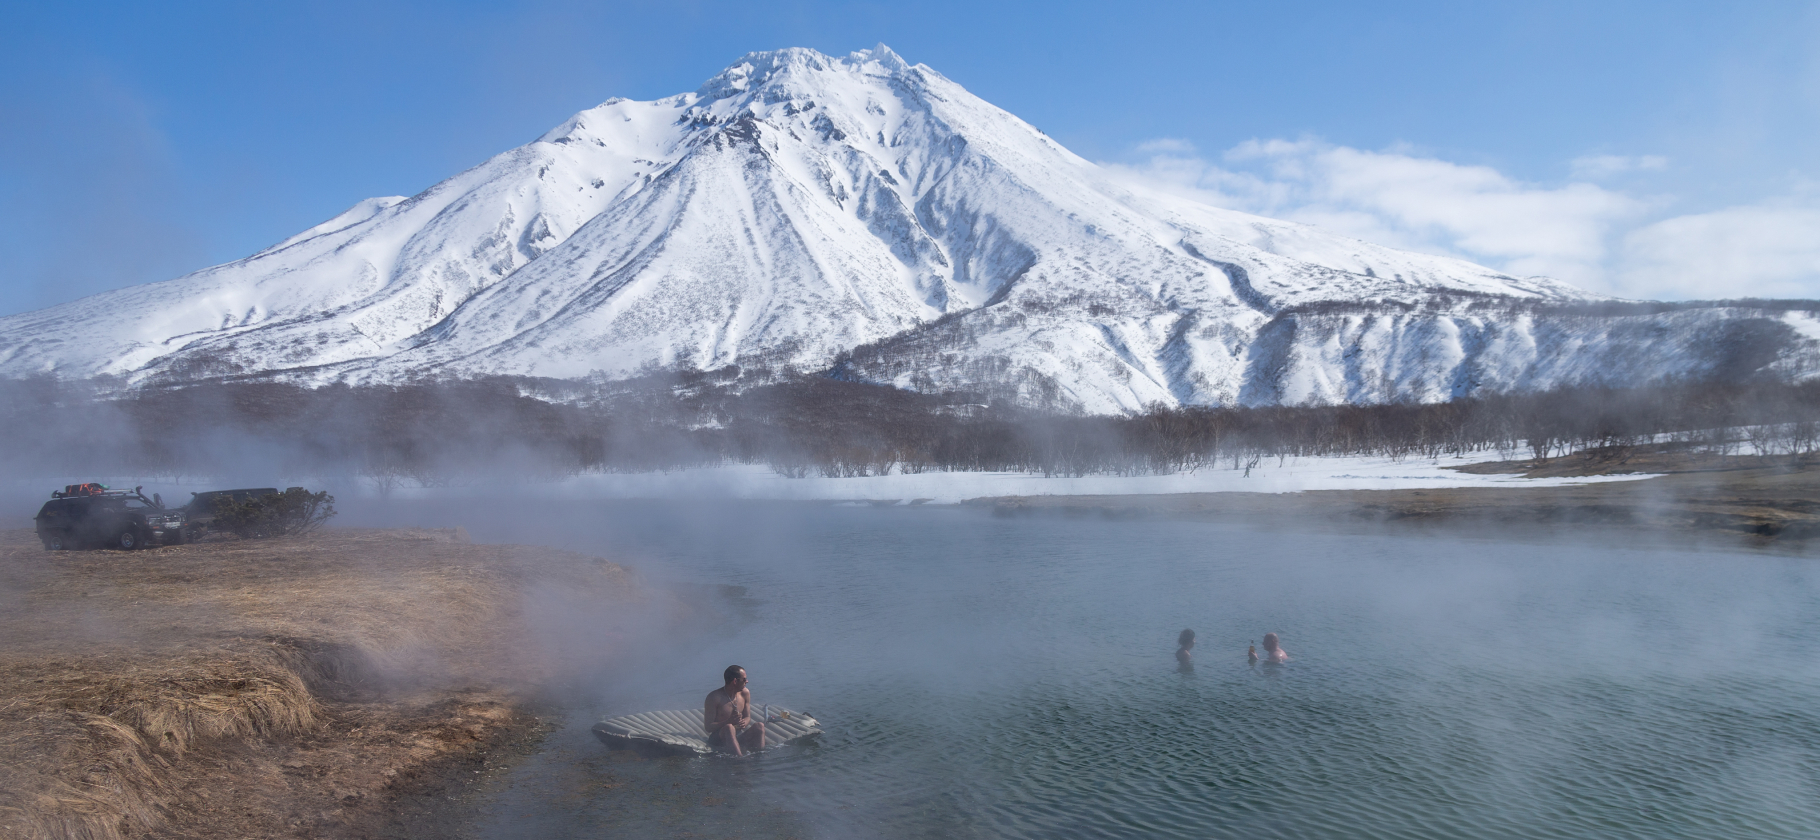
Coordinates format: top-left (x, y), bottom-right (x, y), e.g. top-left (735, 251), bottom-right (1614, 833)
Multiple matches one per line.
top-left (345, 499), bottom-right (1820, 839)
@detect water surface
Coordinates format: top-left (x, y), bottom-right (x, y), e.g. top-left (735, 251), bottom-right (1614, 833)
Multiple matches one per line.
top-left (351, 501), bottom-right (1820, 839)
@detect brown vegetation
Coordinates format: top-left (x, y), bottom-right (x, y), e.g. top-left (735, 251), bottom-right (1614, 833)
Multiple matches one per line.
top-left (0, 528), bottom-right (679, 840)
top-left (976, 448), bottom-right (1820, 547)
top-left (1449, 442), bottom-right (1820, 479)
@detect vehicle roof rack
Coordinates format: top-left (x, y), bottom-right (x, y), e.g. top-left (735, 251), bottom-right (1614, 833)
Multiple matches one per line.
top-left (51, 483), bottom-right (150, 501)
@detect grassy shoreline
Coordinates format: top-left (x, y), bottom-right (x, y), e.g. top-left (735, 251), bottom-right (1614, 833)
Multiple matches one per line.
top-left (0, 528), bottom-right (686, 840)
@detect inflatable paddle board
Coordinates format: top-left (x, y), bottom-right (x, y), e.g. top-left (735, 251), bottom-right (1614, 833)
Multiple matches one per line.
top-left (592, 707), bottom-right (821, 756)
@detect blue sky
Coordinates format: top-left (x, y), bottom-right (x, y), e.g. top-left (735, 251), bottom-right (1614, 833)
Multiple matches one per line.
top-left (3, 0), bottom-right (1817, 316)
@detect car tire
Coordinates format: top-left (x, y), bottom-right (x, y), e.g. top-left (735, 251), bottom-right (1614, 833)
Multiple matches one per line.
top-left (43, 535), bottom-right (65, 551)
top-left (113, 528), bottom-right (141, 551)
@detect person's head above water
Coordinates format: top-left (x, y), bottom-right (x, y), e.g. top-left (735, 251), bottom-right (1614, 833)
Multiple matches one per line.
top-left (1178, 629), bottom-right (1195, 649)
top-left (1262, 633), bottom-right (1280, 651)
top-left (724, 665), bottom-right (747, 687)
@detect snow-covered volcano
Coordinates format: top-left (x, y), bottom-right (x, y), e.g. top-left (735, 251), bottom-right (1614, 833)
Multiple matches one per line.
top-left (2, 45), bottom-right (1815, 411)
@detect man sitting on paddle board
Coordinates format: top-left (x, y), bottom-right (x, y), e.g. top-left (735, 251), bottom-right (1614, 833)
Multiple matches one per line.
top-left (705, 665), bottom-right (767, 755)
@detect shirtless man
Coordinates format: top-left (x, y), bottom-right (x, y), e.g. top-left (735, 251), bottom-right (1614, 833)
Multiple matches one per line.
top-left (704, 665), bottom-right (766, 755)
top-left (1260, 632), bottom-right (1289, 663)
top-left (1176, 629), bottom-right (1195, 668)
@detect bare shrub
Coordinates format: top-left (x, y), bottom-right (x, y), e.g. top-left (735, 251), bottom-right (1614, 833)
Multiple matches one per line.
top-left (210, 489), bottom-right (337, 538)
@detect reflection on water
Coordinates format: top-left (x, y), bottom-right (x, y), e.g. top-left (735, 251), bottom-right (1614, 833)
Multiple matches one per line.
top-left (346, 501), bottom-right (1820, 839)
top-left (473, 720), bottom-right (814, 838)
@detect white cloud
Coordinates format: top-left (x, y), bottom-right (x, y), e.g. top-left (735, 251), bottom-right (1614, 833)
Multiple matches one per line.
top-left (1110, 138), bottom-right (1644, 286)
top-left (1106, 138), bottom-right (1820, 300)
top-left (1570, 154), bottom-right (1669, 179)
top-left (1617, 204), bottom-right (1820, 299)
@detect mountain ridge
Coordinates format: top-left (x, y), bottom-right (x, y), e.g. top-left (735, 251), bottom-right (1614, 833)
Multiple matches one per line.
top-left (2, 45), bottom-right (1815, 413)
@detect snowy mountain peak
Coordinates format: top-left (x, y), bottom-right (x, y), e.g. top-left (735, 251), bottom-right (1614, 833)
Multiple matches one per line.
top-left (853, 42), bottom-right (909, 71)
top-left (2, 46), bottom-right (1809, 413)
top-left (694, 44), bottom-right (927, 104)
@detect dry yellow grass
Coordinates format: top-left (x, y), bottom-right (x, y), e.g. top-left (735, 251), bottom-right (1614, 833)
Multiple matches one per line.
top-left (0, 527), bottom-right (681, 840)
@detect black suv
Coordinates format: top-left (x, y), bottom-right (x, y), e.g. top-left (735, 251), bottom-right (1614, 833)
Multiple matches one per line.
top-left (180, 488), bottom-right (279, 541)
top-left (34, 484), bottom-right (186, 551)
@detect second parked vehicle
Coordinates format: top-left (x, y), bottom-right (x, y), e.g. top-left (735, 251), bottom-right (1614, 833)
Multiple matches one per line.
top-left (180, 488), bottom-right (279, 541)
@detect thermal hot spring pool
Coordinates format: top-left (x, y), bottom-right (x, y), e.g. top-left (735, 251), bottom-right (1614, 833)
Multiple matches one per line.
top-left (350, 500), bottom-right (1820, 839)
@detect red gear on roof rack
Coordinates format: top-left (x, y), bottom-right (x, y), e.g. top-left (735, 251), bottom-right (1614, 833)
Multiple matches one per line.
top-left (50, 483), bottom-right (149, 500)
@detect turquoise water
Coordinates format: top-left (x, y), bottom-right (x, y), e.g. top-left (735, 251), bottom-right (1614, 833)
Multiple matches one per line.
top-left (356, 501), bottom-right (1820, 838)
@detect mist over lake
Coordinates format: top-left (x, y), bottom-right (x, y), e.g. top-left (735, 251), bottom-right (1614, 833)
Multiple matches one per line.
top-left (344, 500), bottom-right (1820, 839)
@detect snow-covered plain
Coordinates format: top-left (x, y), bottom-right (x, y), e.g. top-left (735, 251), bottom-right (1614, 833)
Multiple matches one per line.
top-left (2, 45), bottom-right (1815, 411)
top-left (379, 453), bottom-right (1656, 504)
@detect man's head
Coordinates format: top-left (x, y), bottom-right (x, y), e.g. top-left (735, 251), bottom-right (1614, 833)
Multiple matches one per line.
top-left (1178, 628), bottom-right (1195, 648)
top-left (1262, 633), bottom-right (1279, 651)
top-left (723, 665), bottom-right (747, 687)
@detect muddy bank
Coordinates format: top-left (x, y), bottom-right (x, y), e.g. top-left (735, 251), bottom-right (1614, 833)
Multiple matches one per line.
top-left (971, 453), bottom-right (1820, 549)
top-left (0, 528), bottom-right (688, 840)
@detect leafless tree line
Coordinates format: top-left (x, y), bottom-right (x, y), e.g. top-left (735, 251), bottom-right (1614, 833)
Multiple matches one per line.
top-left (4, 372), bottom-right (1820, 484)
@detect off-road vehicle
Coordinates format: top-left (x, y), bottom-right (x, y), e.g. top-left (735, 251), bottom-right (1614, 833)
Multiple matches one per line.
top-left (180, 487), bottom-right (280, 541)
top-left (33, 483), bottom-right (186, 551)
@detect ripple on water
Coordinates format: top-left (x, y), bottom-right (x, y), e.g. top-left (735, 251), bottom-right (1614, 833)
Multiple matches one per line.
top-left (456, 504), bottom-right (1820, 840)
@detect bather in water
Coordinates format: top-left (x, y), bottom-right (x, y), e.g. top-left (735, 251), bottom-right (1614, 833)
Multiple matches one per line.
top-left (1259, 632), bottom-right (1289, 663)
